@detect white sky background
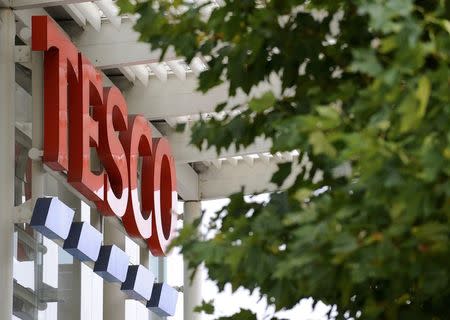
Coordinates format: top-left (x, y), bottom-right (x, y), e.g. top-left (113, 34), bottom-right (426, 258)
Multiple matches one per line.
top-left (167, 198), bottom-right (335, 320)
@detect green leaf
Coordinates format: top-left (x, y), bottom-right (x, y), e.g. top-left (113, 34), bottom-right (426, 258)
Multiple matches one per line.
top-left (316, 106), bottom-right (341, 122)
top-left (116, 0), bottom-right (134, 13)
top-left (194, 300), bottom-right (215, 314)
top-left (271, 163), bottom-right (292, 187)
top-left (398, 95), bottom-right (419, 133)
top-left (217, 309), bottom-right (257, 320)
top-left (440, 19), bottom-right (450, 34)
top-left (294, 188), bottom-right (313, 202)
top-left (175, 122), bottom-right (186, 132)
top-left (415, 76), bottom-right (431, 118)
top-left (248, 91), bottom-right (276, 112)
top-left (308, 131), bottom-right (336, 157)
top-left (349, 49), bottom-right (383, 76)
top-left (331, 233), bottom-right (359, 255)
top-left (412, 223), bottom-right (448, 243)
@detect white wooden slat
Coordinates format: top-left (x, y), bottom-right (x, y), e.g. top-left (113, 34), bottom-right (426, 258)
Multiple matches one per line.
top-left (258, 153), bottom-right (271, 165)
top-left (166, 60), bottom-right (187, 80)
top-left (63, 4), bottom-right (87, 28)
top-left (74, 2), bottom-right (101, 32)
top-left (148, 63), bottom-right (168, 82)
top-left (211, 159), bottom-right (222, 169)
top-left (190, 57), bottom-right (206, 76)
top-left (129, 65), bottom-right (149, 87)
top-left (119, 66), bottom-right (136, 83)
top-left (227, 157), bottom-right (238, 166)
top-left (95, 0), bottom-right (121, 29)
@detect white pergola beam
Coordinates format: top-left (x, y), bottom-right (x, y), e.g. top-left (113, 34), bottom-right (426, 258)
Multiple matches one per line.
top-left (175, 164), bottom-right (199, 201)
top-left (199, 159), bottom-right (301, 200)
top-left (70, 19), bottom-right (177, 68)
top-left (8, 0), bottom-right (89, 9)
top-left (169, 129), bottom-right (272, 163)
top-left (243, 155), bottom-right (254, 166)
top-left (125, 75), bottom-right (231, 119)
top-left (125, 74), bottom-right (280, 120)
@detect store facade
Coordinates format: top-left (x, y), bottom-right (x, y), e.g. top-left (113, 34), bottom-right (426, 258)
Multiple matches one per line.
top-left (0, 8), bottom-right (197, 320)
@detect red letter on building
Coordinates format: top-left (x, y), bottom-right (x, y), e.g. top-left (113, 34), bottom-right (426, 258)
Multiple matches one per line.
top-left (148, 138), bottom-right (177, 256)
top-left (67, 54), bottom-right (104, 202)
top-left (120, 115), bottom-right (153, 239)
top-left (32, 15), bottom-right (179, 256)
top-left (32, 16), bottom-right (79, 171)
top-left (96, 87), bottom-right (129, 218)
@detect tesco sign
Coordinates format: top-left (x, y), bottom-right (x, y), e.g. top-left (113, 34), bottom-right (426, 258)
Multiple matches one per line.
top-left (32, 16), bottom-right (177, 256)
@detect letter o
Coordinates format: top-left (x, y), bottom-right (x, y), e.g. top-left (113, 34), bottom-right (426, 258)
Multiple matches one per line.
top-left (148, 138), bottom-right (177, 256)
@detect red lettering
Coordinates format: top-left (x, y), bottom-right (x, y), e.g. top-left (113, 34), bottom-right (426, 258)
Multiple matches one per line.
top-left (148, 138), bottom-right (177, 256)
top-left (120, 115), bottom-right (153, 239)
top-left (67, 54), bottom-right (104, 202)
top-left (32, 16), bottom-right (178, 256)
top-left (96, 87), bottom-right (129, 217)
top-left (32, 16), bottom-right (79, 171)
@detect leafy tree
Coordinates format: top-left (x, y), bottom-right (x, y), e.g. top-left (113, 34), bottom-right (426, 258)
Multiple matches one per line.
top-left (118, 0), bottom-right (450, 319)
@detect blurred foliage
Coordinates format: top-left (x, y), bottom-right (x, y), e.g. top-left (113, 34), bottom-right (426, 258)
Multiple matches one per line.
top-left (118, 0), bottom-right (450, 319)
